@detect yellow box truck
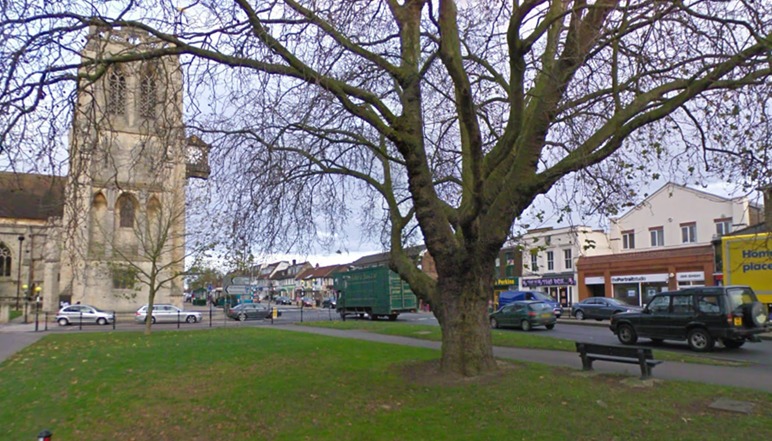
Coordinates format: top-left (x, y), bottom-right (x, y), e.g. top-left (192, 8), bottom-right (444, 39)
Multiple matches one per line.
top-left (722, 232), bottom-right (772, 311)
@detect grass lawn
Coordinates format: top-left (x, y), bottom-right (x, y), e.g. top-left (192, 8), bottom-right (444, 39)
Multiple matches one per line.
top-left (9, 309), bottom-right (22, 321)
top-left (0, 328), bottom-right (769, 441)
top-left (299, 320), bottom-right (745, 366)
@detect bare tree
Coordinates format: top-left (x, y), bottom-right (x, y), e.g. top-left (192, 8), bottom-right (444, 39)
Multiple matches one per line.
top-left (1, 1), bottom-right (771, 375)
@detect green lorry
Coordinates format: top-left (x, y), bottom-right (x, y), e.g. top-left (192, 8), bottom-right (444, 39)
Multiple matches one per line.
top-left (333, 266), bottom-right (418, 321)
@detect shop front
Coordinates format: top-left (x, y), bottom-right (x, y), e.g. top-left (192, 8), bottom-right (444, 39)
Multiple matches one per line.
top-left (610, 274), bottom-right (669, 306)
top-left (521, 274), bottom-right (576, 307)
top-left (577, 245), bottom-right (714, 305)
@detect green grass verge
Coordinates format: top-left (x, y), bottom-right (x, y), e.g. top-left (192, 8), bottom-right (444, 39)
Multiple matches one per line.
top-left (9, 310), bottom-right (22, 321)
top-left (0, 328), bottom-right (768, 441)
top-left (299, 321), bottom-right (745, 366)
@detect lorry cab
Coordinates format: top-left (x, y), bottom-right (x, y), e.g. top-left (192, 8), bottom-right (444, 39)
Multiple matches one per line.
top-left (498, 290), bottom-right (563, 318)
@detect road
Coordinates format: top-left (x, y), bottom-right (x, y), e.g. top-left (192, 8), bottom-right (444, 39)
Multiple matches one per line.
top-left (392, 312), bottom-right (772, 367)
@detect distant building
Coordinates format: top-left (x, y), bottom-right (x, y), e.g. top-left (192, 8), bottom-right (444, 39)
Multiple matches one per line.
top-left (0, 26), bottom-right (209, 313)
top-left (519, 226), bottom-right (611, 307)
top-left (577, 182), bottom-right (764, 306)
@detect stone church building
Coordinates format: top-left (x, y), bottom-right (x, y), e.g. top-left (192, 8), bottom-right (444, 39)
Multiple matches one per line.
top-left (0, 26), bottom-right (208, 315)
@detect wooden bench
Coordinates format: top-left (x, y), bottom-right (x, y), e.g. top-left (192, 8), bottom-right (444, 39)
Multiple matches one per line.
top-left (575, 342), bottom-right (662, 379)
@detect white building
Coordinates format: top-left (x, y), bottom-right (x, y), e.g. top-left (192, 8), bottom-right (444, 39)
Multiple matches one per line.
top-left (578, 182), bottom-right (764, 306)
top-left (520, 226), bottom-right (611, 306)
top-left (609, 182), bottom-right (762, 253)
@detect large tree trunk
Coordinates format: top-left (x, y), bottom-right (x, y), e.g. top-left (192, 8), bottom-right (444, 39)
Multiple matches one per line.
top-left (434, 271), bottom-right (497, 376)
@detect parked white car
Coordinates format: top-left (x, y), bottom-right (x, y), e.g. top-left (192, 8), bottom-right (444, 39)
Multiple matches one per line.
top-left (134, 304), bottom-right (202, 324)
top-left (56, 304), bottom-right (114, 326)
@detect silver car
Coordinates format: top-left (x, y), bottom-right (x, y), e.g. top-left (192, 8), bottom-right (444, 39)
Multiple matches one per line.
top-left (56, 304), bottom-right (114, 326)
top-left (135, 304), bottom-right (202, 324)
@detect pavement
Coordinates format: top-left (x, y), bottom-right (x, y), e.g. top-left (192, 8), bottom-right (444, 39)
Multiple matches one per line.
top-left (1, 313), bottom-right (771, 393)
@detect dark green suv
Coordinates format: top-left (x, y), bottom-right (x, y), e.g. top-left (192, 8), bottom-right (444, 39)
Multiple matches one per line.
top-left (609, 285), bottom-right (769, 352)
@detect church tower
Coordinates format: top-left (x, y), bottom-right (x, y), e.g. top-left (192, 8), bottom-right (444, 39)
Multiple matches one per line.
top-left (59, 26), bottom-right (202, 310)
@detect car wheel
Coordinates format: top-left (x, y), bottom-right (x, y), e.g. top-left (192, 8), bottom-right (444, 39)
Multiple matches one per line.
top-left (574, 310), bottom-right (585, 321)
top-left (650, 338), bottom-right (664, 345)
top-left (617, 324), bottom-right (637, 345)
top-left (687, 328), bottom-right (714, 352)
top-left (186, 315), bottom-right (197, 324)
top-left (521, 320), bottom-right (532, 332)
top-left (388, 314), bottom-right (398, 321)
top-left (57, 318), bottom-right (69, 326)
top-left (97, 317), bottom-right (107, 326)
top-left (238, 313), bottom-right (247, 322)
top-left (545, 323), bottom-right (555, 330)
top-left (490, 318), bottom-right (499, 329)
top-left (722, 338), bottom-right (745, 349)
top-left (340, 312), bottom-right (346, 320)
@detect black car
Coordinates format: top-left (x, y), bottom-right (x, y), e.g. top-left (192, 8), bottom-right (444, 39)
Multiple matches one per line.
top-left (273, 296), bottom-right (292, 305)
top-left (322, 297), bottom-right (337, 309)
top-left (610, 285), bottom-right (769, 352)
top-left (571, 297), bottom-right (642, 321)
top-left (226, 303), bottom-right (281, 321)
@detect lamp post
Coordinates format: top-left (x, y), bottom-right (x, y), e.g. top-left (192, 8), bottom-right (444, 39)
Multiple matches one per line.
top-left (34, 285), bottom-right (42, 331)
top-left (15, 235), bottom-right (24, 309)
top-left (22, 284), bottom-right (29, 323)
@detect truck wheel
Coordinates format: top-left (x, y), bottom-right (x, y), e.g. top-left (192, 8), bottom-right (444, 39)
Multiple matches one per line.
top-left (687, 328), bottom-right (714, 352)
top-left (388, 314), bottom-right (398, 321)
top-left (339, 312), bottom-right (346, 320)
top-left (370, 314), bottom-right (378, 321)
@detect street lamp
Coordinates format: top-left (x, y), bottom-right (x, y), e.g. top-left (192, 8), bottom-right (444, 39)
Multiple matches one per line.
top-left (34, 285), bottom-right (42, 331)
top-left (22, 284), bottom-right (29, 324)
top-left (15, 235), bottom-right (24, 309)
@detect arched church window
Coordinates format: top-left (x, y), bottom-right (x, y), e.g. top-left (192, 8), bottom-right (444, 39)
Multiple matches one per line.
top-left (138, 63), bottom-right (158, 119)
top-left (107, 66), bottom-right (126, 115)
top-left (0, 242), bottom-right (11, 277)
top-left (118, 196), bottom-right (135, 228)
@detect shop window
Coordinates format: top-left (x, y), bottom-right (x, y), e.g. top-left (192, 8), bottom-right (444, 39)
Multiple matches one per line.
top-left (641, 282), bottom-right (667, 304)
top-left (649, 227), bottom-right (664, 247)
top-left (613, 283), bottom-right (639, 306)
top-left (546, 251), bottom-right (554, 271)
top-left (681, 222), bottom-right (697, 243)
top-left (622, 230), bottom-right (635, 249)
top-left (564, 249), bottom-right (573, 269)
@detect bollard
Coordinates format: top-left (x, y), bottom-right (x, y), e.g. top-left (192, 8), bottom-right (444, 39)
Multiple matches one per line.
top-left (44, 312), bottom-right (48, 331)
top-left (78, 311), bottom-right (82, 330)
top-left (112, 312), bottom-right (116, 330)
top-left (177, 310), bottom-right (181, 329)
top-left (38, 429), bottom-right (53, 440)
